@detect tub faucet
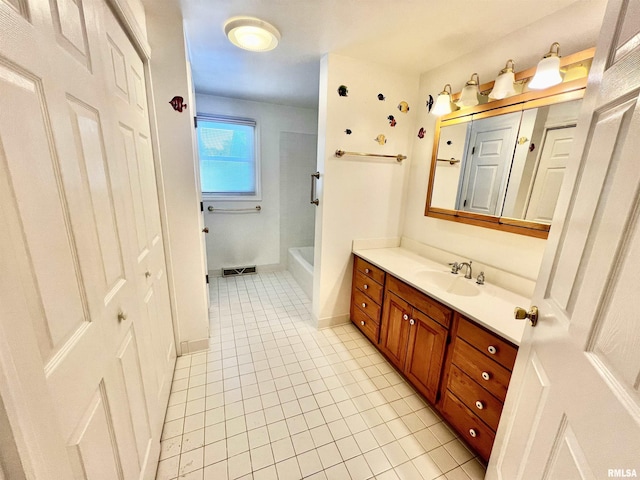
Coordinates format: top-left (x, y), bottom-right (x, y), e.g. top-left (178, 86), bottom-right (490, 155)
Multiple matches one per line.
top-left (458, 261), bottom-right (473, 279)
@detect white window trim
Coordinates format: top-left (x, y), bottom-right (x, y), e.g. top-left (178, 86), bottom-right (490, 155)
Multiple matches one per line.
top-left (198, 114), bottom-right (262, 201)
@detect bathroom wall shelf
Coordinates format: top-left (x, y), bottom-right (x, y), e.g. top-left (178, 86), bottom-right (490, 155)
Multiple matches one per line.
top-left (335, 149), bottom-right (406, 162)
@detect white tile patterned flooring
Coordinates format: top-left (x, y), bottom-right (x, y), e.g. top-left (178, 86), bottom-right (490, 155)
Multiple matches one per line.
top-left (156, 271), bottom-right (487, 480)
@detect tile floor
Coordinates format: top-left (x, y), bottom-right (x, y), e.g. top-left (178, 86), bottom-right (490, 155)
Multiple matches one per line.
top-left (156, 271), bottom-right (487, 480)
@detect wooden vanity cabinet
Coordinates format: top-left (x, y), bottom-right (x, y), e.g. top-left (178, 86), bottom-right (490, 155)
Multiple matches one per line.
top-left (439, 314), bottom-right (518, 462)
top-left (350, 257), bottom-right (386, 343)
top-left (379, 276), bottom-right (451, 404)
top-left (350, 254), bottom-right (519, 463)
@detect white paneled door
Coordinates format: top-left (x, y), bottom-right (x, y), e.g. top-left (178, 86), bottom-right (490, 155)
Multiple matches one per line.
top-left (487, 0), bottom-right (640, 478)
top-left (458, 111), bottom-right (521, 216)
top-left (0, 0), bottom-right (174, 478)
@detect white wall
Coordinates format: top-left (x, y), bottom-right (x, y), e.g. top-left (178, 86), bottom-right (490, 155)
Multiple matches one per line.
top-left (195, 94), bottom-right (318, 273)
top-left (144, 0), bottom-right (210, 353)
top-left (314, 53), bottom-right (419, 327)
top-left (401, 0), bottom-right (607, 283)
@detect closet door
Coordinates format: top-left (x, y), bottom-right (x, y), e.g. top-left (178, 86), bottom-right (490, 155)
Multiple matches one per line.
top-left (96, 0), bottom-right (175, 425)
top-left (0, 0), bottom-right (173, 477)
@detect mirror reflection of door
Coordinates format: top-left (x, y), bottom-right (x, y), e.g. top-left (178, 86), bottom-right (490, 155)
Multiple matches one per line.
top-left (457, 112), bottom-right (521, 215)
top-left (502, 100), bottom-right (581, 221)
top-left (524, 125), bottom-right (576, 222)
top-left (431, 99), bottom-right (582, 222)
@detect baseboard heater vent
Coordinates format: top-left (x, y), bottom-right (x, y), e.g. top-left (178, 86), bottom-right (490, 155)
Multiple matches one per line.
top-left (222, 265), bottom-right (257, 277)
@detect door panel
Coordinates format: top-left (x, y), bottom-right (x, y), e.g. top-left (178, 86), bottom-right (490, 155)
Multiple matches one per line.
top-left (379, 292), bottom-right (410, 370)
top-left (66, 96), bottom-right (126, 294)
top-left (525, 126), bottom-right (575, 223)
top-left (67, 383), bottom-right (123, 480)
top-left (404, 309), bottom-right (448, 404)
top-left (0, 0), bottom-right (173, 477)
top-left (116, 328), bottom-right (152, 468)
top-left (488, 1), bottom-right (640, 478)
top-left (0, 60), bottom-right (87, 359)
top-left (458, 112), bottom-right (521, 216)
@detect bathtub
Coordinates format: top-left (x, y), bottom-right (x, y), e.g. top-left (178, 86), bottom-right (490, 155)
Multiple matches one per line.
top-left (288, 246), bottom-right (314, 300)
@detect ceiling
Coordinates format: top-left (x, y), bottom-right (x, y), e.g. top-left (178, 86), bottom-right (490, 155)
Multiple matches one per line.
top-left (179, 0), bottom-right (581, 109)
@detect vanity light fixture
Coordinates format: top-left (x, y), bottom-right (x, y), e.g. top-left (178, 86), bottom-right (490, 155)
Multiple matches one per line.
top-left (431, 84), bottom-right (454, 116)
top-left (529, 42), bottom-right (562, 90)
top-left (489, 60), bottom-right (517, 100)
top-left (458, 73), bottom-right (480, 107)
top-left (224, 16), bottom-right (281, 52)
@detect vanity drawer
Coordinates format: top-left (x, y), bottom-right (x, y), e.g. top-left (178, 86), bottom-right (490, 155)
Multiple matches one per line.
top-left (353, 270), bottom-right (384, 304)
top-left (355, 257), bottom-right (385, 285)
top-left (386, 275), bottom-right (451, 328)
top-left (457, 317), bottom-right (517, 370)
top-left (441, 390), bottom-right (495, 462)
top-left (448, 365), bottom-right (503, 431)
top-left (451, 339), bottom-right (512, 402)
top-left (351, 305), bottom-right (380, 344)
top-left (352, 288), bottom-right (381, 322)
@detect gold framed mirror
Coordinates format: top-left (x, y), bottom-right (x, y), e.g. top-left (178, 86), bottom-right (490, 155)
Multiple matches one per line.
top-left (425, 48), bottom-right (595, 239)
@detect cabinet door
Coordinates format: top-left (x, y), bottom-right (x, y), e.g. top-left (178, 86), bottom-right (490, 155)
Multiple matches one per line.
top-left (404, 308), bottom-right (448, 404)
top-left (379, 292), bottom-right (411, 370)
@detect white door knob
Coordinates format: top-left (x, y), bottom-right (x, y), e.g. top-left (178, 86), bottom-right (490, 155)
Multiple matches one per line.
top-left (487, 345), bottom-right (497, 355)
top-left (482, 371), bottom-right (491, 381)
top-left (360, 321), bottom-right (365, 326)
top-left (475, 401), bottom-right (484, 410)
top-left (469, 429), bottom-right (477, 438)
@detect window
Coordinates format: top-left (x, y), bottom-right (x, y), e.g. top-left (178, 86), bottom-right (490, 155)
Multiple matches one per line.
top-left (197, 115), bottom-right (260, 199)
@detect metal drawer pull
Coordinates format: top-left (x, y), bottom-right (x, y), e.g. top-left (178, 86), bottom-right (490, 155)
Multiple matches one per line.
top-left (145, 271), bottom-right (151, 278)
top-left (469, 429), bottom-right (477, 438)
top-left (361, 302), bottom-right (366, 308)
top-left (403, 314), bottom-right (409, 320)
top-left (363, 284), bottom-right (369, 290)
top-left (482, 371), bottom-right (491, 381)
top-left (117, 310), bottom-right (127, 322)
top-left (360, 321), bottom-right (365, 326)
top-left (487, 345), bottom-right (497, 355)
top-left (475, 401), bottom-right (484, 410)
top-left (365, 268), bottom-right (370, 274)
top-left (409, 319), bottom-right (415, 326)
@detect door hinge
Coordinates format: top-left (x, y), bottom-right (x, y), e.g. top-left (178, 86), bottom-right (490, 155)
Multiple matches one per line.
top-left (471, 146), bottom-right (476, 155)
top-left (194, 116), bottom-right (198, 128)
top-left (200, 201), bottom-right (203, 212)
top-left (206, 274), bottom-right (209, 284)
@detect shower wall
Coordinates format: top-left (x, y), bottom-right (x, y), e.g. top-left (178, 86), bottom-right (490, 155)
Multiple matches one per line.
top-left (280, 132), bottom-right (318, 264)
top-left (196, 94), bottom-right (318, 273)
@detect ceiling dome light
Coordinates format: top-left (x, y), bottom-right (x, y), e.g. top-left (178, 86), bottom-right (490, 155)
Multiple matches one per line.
top-left (529, 42), bottom-right (562, 90)
top-left (224, 17), bottom-right (281, 52)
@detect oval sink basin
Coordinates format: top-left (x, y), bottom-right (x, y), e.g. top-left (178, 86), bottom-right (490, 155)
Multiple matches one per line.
top-left (414, 270), bottom-right (480, 297)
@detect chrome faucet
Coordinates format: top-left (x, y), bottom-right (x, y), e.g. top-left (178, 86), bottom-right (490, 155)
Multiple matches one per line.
top-left (458, 261), bottom-right (473, 279)
top-left (449, 260), bottom-right (473, 279)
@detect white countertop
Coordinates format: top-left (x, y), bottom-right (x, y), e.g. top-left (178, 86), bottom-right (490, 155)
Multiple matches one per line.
top-left (353, 247), bottom-right (527, 345)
